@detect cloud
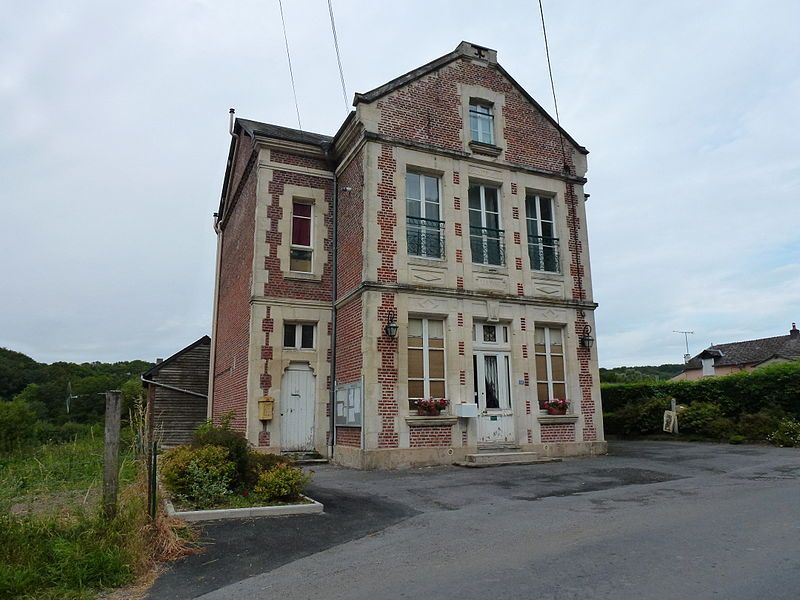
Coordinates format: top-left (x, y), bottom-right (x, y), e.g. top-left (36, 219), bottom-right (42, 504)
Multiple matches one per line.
top-left (0, 0), bottom-right (798, 368)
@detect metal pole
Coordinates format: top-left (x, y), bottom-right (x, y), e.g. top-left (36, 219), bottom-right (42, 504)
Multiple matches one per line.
top-left (149, 440), bottom-right (158, 519)
top-left (103, 390), bottom-right (122, 519)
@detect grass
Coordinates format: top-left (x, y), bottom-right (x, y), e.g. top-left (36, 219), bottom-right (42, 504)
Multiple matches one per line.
top-left (0, 427), bottom-right (136, 514)
top-left (0, 428), bottom-right (194, 600)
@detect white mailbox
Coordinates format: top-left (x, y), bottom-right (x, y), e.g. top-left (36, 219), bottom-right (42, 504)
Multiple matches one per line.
top-left (455, 403), bottom-right (479, 418)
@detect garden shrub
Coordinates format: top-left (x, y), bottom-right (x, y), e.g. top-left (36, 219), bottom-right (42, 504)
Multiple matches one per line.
top-left (191, 417), bottom-right (249, 482)
top-left (244, 451), bottom-right (292, 487)
top-left (706, 417), bottom-right (737, 440)
top-left (254, 464), bottom-right (310, 502)
top-left (737, 411), bottom-right (784, 441)
top-left (0, 399), bottom-right (37, 452)
top-left (768, 417), bottom-right (800, 447)
top-left (603, 398), bottom-right (669, 437)
top-left (161, 445), bottom-right (235, 506)
top-left (679, 402), bottom-right (723, 435)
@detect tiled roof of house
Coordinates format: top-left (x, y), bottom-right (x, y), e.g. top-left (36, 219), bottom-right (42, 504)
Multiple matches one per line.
top-left (684, 326), bottom-right (800, 370)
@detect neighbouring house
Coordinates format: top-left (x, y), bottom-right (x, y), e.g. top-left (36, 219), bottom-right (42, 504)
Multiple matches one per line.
top-left (209, 41), bottom-right (605, 468)
top-left (673, 323), bottom-right (800, 381)
top-left (142, 336), bottom-right (210, 447)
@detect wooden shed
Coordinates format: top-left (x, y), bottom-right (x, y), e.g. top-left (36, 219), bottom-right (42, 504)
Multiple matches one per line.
top-left (142, 336), bottom-right (210, 447)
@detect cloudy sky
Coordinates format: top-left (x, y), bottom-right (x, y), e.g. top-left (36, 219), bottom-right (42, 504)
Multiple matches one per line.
top-left (1, 0), bottom-right (798, 368)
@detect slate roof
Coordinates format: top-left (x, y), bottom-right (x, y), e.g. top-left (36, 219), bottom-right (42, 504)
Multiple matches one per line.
top-left (236, 118), bottom-right (333, 150)
top-left (684, 328), bottom-right (800, 370)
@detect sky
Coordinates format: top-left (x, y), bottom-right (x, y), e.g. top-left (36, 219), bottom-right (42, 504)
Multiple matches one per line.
top-left (1, 0), bottom-right (798, 368)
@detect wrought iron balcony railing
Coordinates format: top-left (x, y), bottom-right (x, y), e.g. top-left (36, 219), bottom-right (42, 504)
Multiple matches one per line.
top-left (528, 236), bottom-right (560, 273)
top-left (469, 226), bottom-right (506, 266)
top-left (406, 216), bottom-right (445, 259)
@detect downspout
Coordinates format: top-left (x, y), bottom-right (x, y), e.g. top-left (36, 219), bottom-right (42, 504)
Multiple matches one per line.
top-left (329, 171), bottom-right (339, 461)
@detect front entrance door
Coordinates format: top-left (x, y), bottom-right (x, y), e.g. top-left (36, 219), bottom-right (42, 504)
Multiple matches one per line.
top-left (474, 351), bottom-right (515, 444)
top-left (280, 363), bottom-right (315, 452)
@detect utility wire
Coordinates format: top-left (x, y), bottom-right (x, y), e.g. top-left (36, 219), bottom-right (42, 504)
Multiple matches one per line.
top-left (278, 0), bottom-right (302, 130)
top-left (537, 0), bottom-right (568, 170)
top-left (327, 0), bottom-right (350, 114)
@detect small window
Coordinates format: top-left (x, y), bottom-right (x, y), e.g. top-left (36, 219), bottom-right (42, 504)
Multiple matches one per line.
top-left (283, 323), bottom-right (315, 349)
top-left (469, 101), bottom-right (494, 145)
top-left (290, 201), bottom-right (313, 272)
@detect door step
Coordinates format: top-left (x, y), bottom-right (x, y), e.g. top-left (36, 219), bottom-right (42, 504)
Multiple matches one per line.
top-left (455, 451), bottom-right (561, 468)
top-left (282, 451), bottom-right (328, 465)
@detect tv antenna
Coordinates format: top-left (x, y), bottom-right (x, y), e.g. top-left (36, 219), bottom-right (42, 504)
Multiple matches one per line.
top-left (673, 330), bottom-right (694, 363)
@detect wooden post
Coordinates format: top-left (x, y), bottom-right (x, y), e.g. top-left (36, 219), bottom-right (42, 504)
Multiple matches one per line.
top-left (671, 398), bottom-right (679, 435)
top-left (103, 390), bottom-right (122, 519)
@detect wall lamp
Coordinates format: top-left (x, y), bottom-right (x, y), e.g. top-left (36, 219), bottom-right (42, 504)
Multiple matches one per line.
top-left (579, 324), bottom-right (595, 349)
top-left (384, 311), bottom-right (399, 339)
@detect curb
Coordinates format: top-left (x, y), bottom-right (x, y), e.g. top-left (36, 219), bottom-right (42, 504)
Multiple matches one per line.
top-left (164, 495), bottom-right (324, 521)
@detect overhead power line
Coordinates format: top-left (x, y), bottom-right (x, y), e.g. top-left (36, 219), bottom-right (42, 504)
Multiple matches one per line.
top-left (277, 0), bottom-right (302, 130)
top-left (537, 0), bottom-right (567, 169)
top-left (327, 0), bottom-right (350, 114)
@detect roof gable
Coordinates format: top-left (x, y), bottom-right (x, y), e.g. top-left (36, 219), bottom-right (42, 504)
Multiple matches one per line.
top-left (354, 41), bottom-right (587, 155)
top-left (143, 335), bottom-right (211, 379)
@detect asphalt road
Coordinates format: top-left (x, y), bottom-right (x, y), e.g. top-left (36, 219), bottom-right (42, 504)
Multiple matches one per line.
top-left (149, 441), bottom-right (800, 600)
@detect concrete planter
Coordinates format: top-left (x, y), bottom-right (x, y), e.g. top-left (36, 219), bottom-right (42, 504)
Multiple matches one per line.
top-left (164, 495), bottom-right (324, 522)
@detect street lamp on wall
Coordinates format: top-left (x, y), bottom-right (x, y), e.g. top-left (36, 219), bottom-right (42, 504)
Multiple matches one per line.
top-left (579, 324), bottom-right (595, 349)
top-left (384, 312), bottom-right (398, 339)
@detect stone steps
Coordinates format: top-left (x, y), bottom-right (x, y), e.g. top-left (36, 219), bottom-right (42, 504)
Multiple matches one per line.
top-left (455, 451), bottom-right (561, 468)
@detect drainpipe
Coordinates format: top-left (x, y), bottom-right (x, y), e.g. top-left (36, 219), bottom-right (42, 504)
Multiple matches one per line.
top-left (329, 174), bottom-right (339, 461)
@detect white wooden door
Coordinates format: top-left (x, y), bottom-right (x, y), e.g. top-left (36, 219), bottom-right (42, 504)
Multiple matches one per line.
top-left (474, 352), bottom-right (515, 444)
top-left (280, 364), bottom-right (315, 452)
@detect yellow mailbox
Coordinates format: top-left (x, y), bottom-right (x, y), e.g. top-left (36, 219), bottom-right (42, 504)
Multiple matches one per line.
top-left (258, 396), bottom-right (275, 421)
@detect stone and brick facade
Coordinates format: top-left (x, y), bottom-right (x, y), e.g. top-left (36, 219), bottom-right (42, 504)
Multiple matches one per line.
top-left (209, 41), bottom-right (605, 468)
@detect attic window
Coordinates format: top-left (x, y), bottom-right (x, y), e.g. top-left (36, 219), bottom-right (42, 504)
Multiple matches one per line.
top-left (469, 101), bottom-right (494, 145)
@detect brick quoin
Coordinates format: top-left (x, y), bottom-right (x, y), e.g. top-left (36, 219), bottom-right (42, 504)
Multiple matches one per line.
top-left (376, 145), bottom-right (399, 448)
top-left (456, 249), bottom-right (463, 263)
top-left (520, 317), bottom-right (527, 331)
top-left (565, 182), bottom-right (596, 442)
top-left (511, 183), bottom-right (518, 195)
top-left (453, 196), bottom-right (461, 211)
top-left (525, 399), bottom-right (531, 415)
top-left (410, 426), bottom-right (452, 447)
top-left (540, 423), bottom-right (576, 443)
top-left (453, 171), bottom-right (460, 185)
top-left (527, 429), bottom-right (533, 443)
top-left (512, 206), bottom-right (519, 219)
top-left (461, 430), bottom-right (468, 446)
top-left (457, 312), bottom-right (464, 327)
top-left (515, 257), bottom-right (523, 270)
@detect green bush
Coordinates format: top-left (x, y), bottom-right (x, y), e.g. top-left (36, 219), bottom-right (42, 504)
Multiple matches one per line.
top-left (160, 445), bottom-right (235, 507)
top-left (729, 434), bottom-right (746, 445)
top-left (191, 418), bottom-right (249, 483)
top-left (737, 411), bottom-right (784, 441)
top-left (706, 416), bottom-right (737, 440)
top-left (768, 417), bottom-right (800, 447)
top-left (244, 451), bottom-right (292, 487)
top-left (601, 361), bottom-right (800, 418)
top-left (0, 400), bottom-right (37, 452)
top-left (679, 402), bottom-right (723, 436)
top-left (254, 464), bottom-right (310, 502)
top-left (34, 421), bottom-right (94, 445)
top-left (603, 398), bottom-right (669, 437)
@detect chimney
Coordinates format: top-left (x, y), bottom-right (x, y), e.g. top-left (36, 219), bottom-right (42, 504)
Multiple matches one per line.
top-left (790, 323), bottom-right (799, 338)
top-left (156, 358), bottom-right (164, 364)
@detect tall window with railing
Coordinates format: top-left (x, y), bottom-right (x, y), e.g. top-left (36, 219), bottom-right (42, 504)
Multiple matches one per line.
top-left (406, 173), bottom-right (444, 259)
top-left (469, 183), bottom-right (505, 266)
top-left (526, 193), bottom-right (559, 272)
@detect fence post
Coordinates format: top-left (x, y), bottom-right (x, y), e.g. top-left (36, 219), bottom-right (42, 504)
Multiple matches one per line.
top-left (148, 439), bottom-right (158, 519)
top-left (103, 390), bottom-right (122, 519)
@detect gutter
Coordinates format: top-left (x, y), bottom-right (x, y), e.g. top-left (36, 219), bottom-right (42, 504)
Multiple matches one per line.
top-left (141, 376), bottom-right (207, 399)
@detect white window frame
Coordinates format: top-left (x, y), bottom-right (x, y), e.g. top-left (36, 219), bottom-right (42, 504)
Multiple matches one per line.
top-left (289, 200), bottom-right (314, 273)
top-left (283, 322), bottom-right (315, 350)
top-left (469, 183), bottom-right (504, 266)
top-left (472, 323), bottom-right (510, 347)
top-left (469, 101), bottom-right (495, 145)
top-left (535, 326), bottom-right (567, 404)
top-left (405, 172), bottom-right (443, 259)
top-left (526, 193), bottom-right (559, 273)
top-left (408, 318), bottom-right (446, 400)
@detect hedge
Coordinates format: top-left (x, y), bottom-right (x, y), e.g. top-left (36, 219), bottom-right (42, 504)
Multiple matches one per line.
top-left (601, 361), bottom-right (800, 418)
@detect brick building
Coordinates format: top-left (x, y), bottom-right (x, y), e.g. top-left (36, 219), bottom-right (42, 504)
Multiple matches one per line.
top-left (209, 41), bottom-right (606, 468)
